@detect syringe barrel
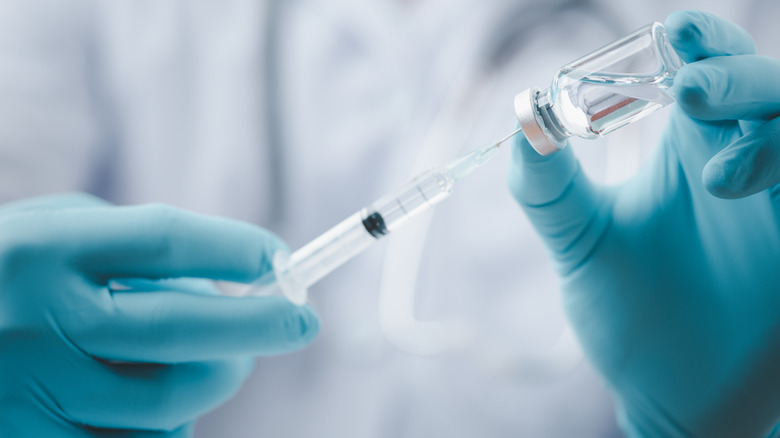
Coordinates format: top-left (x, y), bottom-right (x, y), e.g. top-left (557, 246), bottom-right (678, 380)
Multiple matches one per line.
top-left (371, 168), bottom-right (454, 233)
top-left (244, 168), bottom-right (455, 305)
top-left (284, 212), bottom-right (376, 292)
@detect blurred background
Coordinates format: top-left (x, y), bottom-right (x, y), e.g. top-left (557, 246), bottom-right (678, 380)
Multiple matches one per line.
top-left (0, 0), bottom-right (776, 436)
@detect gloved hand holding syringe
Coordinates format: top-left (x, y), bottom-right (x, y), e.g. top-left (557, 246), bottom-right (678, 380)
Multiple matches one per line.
top-left (241, 126), bottom-right (523, 305)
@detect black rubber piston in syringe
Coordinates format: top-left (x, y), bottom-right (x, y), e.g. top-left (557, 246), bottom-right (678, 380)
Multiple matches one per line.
top-left (362, 210), bottom-right (389, 238)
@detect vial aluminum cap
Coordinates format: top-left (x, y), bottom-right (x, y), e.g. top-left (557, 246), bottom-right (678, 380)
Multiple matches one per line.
top-left (513, 88), bottom-right (564, 156)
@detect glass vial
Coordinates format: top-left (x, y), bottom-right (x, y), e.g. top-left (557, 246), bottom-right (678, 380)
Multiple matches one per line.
top-left (515, 22), bottom-right (684, 155)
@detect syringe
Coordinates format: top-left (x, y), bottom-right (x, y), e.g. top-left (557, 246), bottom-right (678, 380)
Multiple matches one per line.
top-left (242, 127), bottom-right (523, 304)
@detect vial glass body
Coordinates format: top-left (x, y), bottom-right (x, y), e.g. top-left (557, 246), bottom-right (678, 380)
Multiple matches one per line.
top-left (515, 22), bottom-right (684, 155)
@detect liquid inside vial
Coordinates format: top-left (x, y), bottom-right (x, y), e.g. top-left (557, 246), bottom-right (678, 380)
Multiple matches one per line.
top-left (553, 70), bottom-right (675, 138)
top-left (514, 22), bottom-right (684, 155)
top-left (546, 22), bottom-right (682, 140)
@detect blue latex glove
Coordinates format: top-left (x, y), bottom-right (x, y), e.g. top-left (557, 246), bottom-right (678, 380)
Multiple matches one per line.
top-left (0, 193), bottom-right (320, 437)
top-left (508, 10), bottom-right (780, 438)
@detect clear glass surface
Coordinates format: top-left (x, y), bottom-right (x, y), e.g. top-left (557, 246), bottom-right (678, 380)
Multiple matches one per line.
top-left (546, 22), bottom-right (683, 139)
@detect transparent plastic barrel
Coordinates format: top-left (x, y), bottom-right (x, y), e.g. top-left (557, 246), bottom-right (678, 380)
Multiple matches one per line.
top-left (242, 212), bottom-right (375, 305)
top-left (371, 169), bottom-right (454, 233)
top-left (244, 168), bottom-right (456, 305)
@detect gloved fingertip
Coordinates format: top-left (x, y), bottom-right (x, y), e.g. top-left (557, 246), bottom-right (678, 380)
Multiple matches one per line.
top-left (241, 296), bottom-right (322, 354)
top-left (672, 65), bottom-right (713, 119)
top-left (702, 154), bottom-right (751, 199)
top-left (243, 228), bottom-right (291, 281)
top-left (255, 228), bottom-right (289, 257)
top-left (703, 160), bottom-right (735, 199)
top-left (665, 10), bottom-right (756, 61)
top-left (703, 125), bottom-right (780, 199)
top-left (665, 10), bottom-right (705, 62)
top-left (283, 303), bottom-right (321, 346)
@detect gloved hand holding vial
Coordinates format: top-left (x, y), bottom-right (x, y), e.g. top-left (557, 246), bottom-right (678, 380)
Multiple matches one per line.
top-left (509, 10), bottom-right (780, 437)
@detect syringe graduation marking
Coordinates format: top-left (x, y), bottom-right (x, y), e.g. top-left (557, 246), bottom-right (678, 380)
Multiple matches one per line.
top-left (416, 185), bottom-right (430, 202)
top-left (396, 199), bottom-right (408, 215)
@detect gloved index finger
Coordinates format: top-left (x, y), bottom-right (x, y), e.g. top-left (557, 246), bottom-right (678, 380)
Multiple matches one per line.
top-left (50, 204), bottom-right (288, 283)
top-left (665, 10), bottom-right (756, 63)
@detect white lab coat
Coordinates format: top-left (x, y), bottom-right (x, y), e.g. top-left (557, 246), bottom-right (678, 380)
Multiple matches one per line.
top-left (0, 0), bottom-right (773, 436)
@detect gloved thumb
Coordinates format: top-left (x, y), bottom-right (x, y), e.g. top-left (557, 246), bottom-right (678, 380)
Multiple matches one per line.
top-left (703, 117), bottom-right (780, 199)
top-left (507, 133), bottom-right (608, 275)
